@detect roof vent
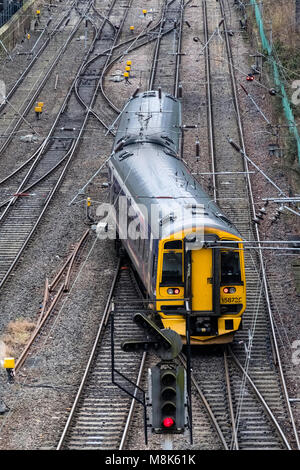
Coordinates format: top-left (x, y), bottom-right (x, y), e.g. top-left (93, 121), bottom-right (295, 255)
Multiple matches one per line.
top-left (118, 151), bottom-right (133, 161)
top-left (159, 214), bottom-right (177, 226)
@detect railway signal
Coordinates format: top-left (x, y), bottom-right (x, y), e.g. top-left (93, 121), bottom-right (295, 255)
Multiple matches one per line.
top-left (150, 364), bottom-right (186, 433)
top-left (1, 357), bottom-right (15, 383)
top-left (124, 71), bottom-right (130, 84)
top-left (35, 101), bottom-right (44, 119)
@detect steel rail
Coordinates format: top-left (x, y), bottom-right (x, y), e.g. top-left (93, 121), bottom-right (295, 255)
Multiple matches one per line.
top-left (223, 348), bottom-right (239, 450)
top-left (79, 9), bottom-right (184, 132)
top-left (64, 229), bottom-right (89, 291)
top-left (98, 24), bottom-right (177, 115)
top-left (0, 4), bottom-right (100, 290)
top-left (173, 0), bottom-right (184, 97)
top-left (98, 2), bottom-right (180, 115)
top-left (100, 0), bottom-right (177, 113)
top-left (228, 346), bottom-right (292, 450)
top-left (119, 351), bottom-right (147, 450)
top-left (81, 0), bottom-right (190, 119)
top-left (148, 0), bottom-right (169, 91)
top-left (202, 0), bottom-right (216, 203)
top-left (218, 0), bottom-right (300, 449)
top-left (0, 145), bottom-right (43, 187)
top-left (0, 1), bottom-right (78, 115)
top-left (14, 229), bottom-right (89, 373)
top-left (48, 253), bottom-right (74, 292)
top-left (37, 278), bottom-right (49, 327)
top-left (40, 0), bottom-right (126, 206)
top-left (56, 259), bottom-right (121, 450)
top-left (0, 3), bottom-right (91, 156)
top-left (84, 17), bottom-right (185, 136)
top-left (0, 140), bottom-right (76, 212)
top-left (71, 0), bottom-right (132, 129)
top-left (73, 13), bottom-right (116, 107)
top-left (75, 0), bottom-right (172, 125)
top-left (148, 0), bottom-right (184, 93)
top-left (14, 283), bottom-right (65, 373)
top-left (179, 353), bottom-right (229, 449)
top-left (0, 9), bottom-right (96, 212)
top-left (0, 6), bottom-right (112, 188)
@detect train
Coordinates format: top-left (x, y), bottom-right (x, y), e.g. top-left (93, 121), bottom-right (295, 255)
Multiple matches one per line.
top-left (105, 89), bottom-right (246, 345)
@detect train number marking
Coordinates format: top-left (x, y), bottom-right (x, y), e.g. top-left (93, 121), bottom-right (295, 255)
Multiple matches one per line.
top-left (221, 296), bottom-right (242, 304)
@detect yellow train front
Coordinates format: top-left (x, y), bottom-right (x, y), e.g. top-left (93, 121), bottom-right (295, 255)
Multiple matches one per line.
top-left (155, 227), bottom-right (246, 345)
top-left (107, 90), bottom-right (246, 345)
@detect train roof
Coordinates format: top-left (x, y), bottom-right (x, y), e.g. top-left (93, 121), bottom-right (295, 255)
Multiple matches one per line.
top-left (109, 91), bottom-right (242, 241)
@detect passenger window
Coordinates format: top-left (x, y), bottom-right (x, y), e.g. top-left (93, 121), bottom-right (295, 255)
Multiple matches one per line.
top-left (152, 255), bottom-right (156, 277)
top-left (221, 251), bottom-right (241, 284)
top-left (162, 252), bottom-right (182, 284)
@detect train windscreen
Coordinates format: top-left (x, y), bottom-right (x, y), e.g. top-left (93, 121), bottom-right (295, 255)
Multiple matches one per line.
top-left (162, 252), bottom-right (183, 284)
top-left (220, 250), bottom-right (241, 284)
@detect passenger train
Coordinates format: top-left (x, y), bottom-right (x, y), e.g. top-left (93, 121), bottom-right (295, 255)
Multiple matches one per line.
top-left (106, 90), bottom-right (246, 345)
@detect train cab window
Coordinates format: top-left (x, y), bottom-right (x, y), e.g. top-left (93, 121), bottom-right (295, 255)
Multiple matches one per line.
top-left (221, 250), bottom-right (241, 284)
top-left (164, 240), bottom-right (182, 249)
top-left (161, 252), bottom-right (183, 284)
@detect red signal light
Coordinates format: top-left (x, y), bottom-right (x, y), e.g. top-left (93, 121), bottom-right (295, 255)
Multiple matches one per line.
top-left (174, 288), bottom-right (180, 294)
top-left (223, 287), bottom-right (229, 293)
top-left (162, 417), bottom-right (175, 428)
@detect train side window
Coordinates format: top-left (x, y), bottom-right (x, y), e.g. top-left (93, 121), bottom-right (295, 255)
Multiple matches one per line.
top-left (221, 251), bottom-right (241, 284)
top-left (161, 252), bottom-right (183, 284)
top-left (142, 238), bottom-right (147, 259)
top-left (152, 254), bottom-right (156, 277)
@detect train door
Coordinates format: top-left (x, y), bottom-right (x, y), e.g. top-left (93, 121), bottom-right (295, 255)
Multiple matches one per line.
top-left (184, 234), bottom-right (220, 317)
top-left (191, 248), bottom-right (213, 312)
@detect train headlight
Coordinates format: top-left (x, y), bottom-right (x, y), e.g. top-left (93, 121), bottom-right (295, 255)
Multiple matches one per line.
top-left (223, 287), bottom-right (236, 294)
top-left (167, 288), bottom-right (180, 295)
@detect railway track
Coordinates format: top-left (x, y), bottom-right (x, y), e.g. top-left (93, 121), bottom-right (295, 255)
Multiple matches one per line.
top-left (0, 0), bottom-right (297, 452)
top-left (60, 0), bottom-right (298, 452)
top-left (117, 0), bottom-right (299, 450)
top-left (190, 0), bottom-right (299, 450)
top-left (73, 0), bottom-right (134, 131)
top-left (148, 0), bottom-right (183, 94)
top-left (0, 1), bottom-right (80, 114)
top-left (90, 0), bottom-right (185, 131)
top-left (0, 1), bottom-right (91, 157)
top-left (0, 0), bottom-right (129, 291)
top-left (87, 0), bottom-right (184, 131)
top-left (57, 261), bottom-right (148, 450)
top-left (14, 229), bottom-right (90, 374)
